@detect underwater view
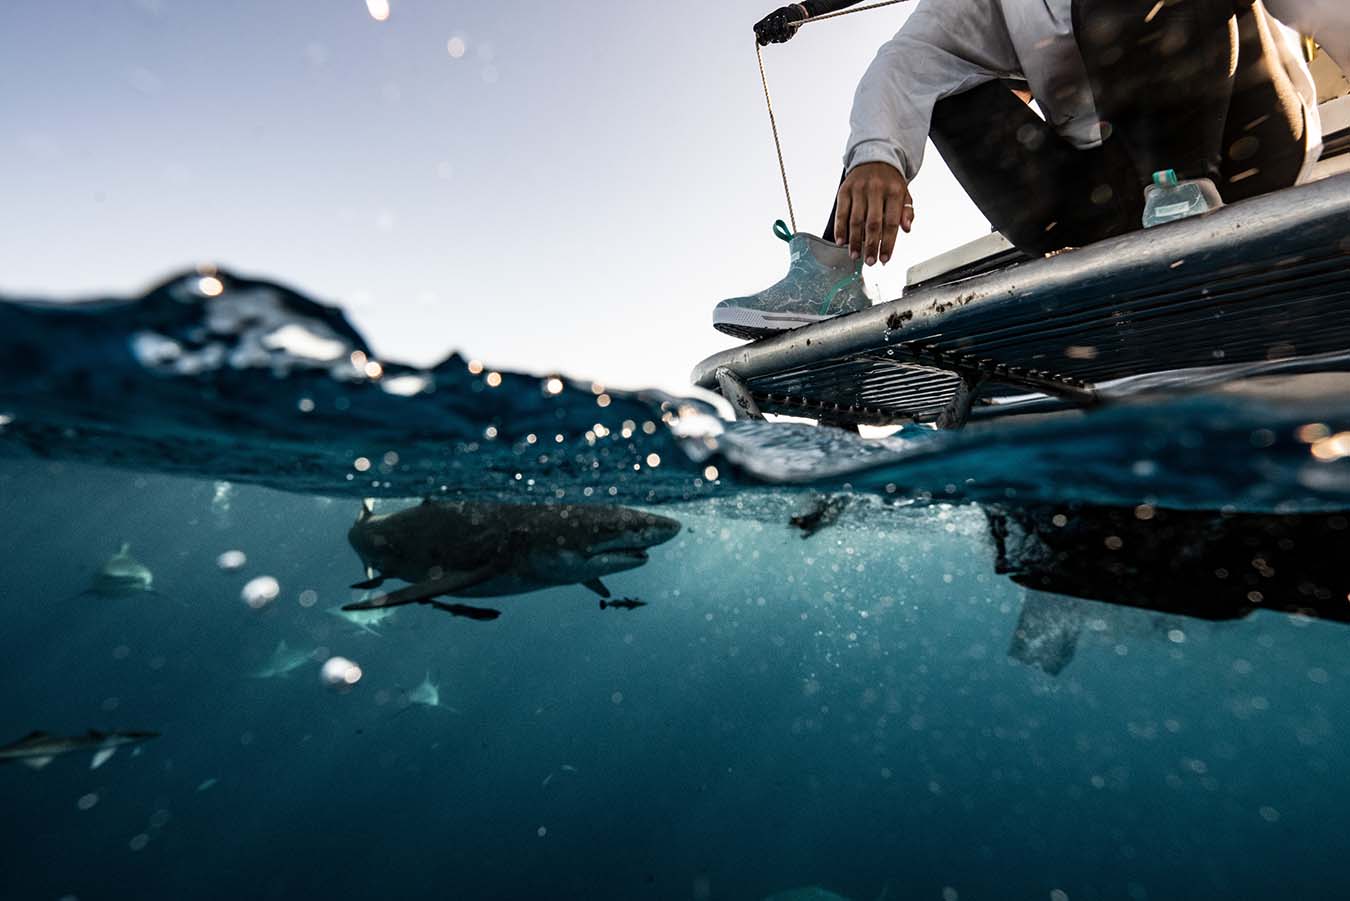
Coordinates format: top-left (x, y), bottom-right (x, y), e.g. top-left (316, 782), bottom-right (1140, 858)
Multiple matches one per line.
top-left (6, 1), bottom-right (1350, 899)
top-left (3, 273), bottom-right (1350, 901)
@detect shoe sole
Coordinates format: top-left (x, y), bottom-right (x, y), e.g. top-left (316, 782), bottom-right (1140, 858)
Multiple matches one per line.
top-left (712, 306), bottom-right (832, 341)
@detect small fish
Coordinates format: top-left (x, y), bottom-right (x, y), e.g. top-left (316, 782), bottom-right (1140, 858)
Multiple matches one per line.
top-left (789, 496), bottom-right (849, 538)
top-left (0, 729), bottom-right (159, 771)
top-left (599, 598), bottom-right (647, 611)
top-left (196, 778), bottom-right (218, 792)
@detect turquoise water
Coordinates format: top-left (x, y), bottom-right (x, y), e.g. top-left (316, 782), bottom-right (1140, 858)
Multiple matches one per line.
top-left (2, 273), bottom-right (1349, 900)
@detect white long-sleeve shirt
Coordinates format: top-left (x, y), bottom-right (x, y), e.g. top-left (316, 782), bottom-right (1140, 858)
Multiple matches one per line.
top-left (845, 0), bottom-right (1349, 183)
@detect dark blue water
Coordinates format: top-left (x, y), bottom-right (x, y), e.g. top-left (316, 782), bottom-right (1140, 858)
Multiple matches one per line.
top-left (3, 272), bottom-right (1350, 900)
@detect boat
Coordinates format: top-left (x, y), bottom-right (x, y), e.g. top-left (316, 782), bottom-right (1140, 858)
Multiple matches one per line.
top-left (693, 50), bottom-right (1350, 431)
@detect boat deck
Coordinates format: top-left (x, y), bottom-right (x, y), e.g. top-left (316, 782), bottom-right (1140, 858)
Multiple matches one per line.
top-left (692, 173), bottom-right (1350, 428)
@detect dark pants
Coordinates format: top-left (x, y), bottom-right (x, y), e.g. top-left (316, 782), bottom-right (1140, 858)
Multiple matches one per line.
top-left (825, 0), bottom-right (1306, 255)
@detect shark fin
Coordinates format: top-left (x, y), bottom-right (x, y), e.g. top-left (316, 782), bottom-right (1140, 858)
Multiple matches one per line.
top-left (583, 578), bottom-right (611, 599)
top-left (343, 569), bottom-right (494, 612)
top-left (21, 755), bottom-right (55, 770)
top-left (91, 747), bottom-right (117, 770)
top-left (359, 499), bottom-right (375, 522)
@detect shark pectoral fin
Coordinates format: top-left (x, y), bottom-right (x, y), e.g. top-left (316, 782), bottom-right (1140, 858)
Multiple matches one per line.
top-left (20, 756), bottom-right (55, 770)
top-left (424, 600), bottom-right (502, 621)
top-left (343, 570), bottom-right (494, 612)
top-left (583, 578), bottom-right (611, 599)
top-left (350, 576), bottom-right (385, 590)
top-left (90, 748), bottom-right (117, 770)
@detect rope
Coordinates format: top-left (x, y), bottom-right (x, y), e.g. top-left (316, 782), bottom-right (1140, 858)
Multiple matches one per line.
top-left (756, 0), bottom-right (910, 233)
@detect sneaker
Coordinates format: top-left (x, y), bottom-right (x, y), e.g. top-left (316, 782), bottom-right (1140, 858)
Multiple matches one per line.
top-left (713, 220), bottom-right (870, 340)
top-left (1141, 169), bottom-right (1224, 229)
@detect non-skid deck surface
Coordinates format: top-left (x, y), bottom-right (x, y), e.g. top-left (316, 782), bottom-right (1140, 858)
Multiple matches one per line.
top-left (693, 173), bottom-right (1350, 426)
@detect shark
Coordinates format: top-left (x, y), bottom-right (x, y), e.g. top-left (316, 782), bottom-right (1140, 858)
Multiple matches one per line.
top-left (342, 499), bottom-right (681, 620)
top-left (249, 640), bottom-right (314, 679)
top-left (328, 599), bottom-right (397, 636)
top-left (0, 729), bottom-right (159, 771)
top-left (79, 543), bottom-right (157, 598)
top-left (397, 671), bottom-right (459, 715)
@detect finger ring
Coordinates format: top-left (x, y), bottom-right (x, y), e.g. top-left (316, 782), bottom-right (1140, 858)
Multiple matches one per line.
top-left (903, 202), bottom-right (914, 208)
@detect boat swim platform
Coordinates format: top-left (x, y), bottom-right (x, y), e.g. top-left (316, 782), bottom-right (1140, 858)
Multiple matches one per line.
top-left (692, 172), bottom-right (1350, 429)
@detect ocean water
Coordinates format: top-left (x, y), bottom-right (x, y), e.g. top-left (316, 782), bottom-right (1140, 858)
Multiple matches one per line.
top-left (3, 272), bottom-right (1350, 901)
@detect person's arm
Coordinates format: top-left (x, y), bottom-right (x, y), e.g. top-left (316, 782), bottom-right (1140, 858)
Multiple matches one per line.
top-left (754, 1), bottom-right (866, 46)
top-left (836, 0), bottom-right (1017, 264)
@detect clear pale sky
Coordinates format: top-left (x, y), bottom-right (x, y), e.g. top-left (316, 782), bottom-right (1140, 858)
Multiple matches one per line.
top-left (1, 0), bottom-right (987, 393)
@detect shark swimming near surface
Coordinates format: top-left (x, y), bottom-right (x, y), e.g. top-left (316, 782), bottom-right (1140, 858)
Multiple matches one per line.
top-left (0, 729), bottom-right (159, 771)
top-left (342, 499), bottom-right (681, 620)
top-left (249, 640), bottom-right (314, 679)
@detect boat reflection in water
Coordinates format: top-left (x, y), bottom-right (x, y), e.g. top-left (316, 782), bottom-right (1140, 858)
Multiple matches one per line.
top-left (986, 504), bottom-right (1350, 675)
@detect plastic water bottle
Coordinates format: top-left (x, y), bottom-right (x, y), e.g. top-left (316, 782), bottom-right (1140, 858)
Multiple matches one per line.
top-left (1141, 169), bottom-right (1224, 229)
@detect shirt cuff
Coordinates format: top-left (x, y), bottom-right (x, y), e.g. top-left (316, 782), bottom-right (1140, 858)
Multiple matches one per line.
top-left (844, 140), bottom-right (913, 181)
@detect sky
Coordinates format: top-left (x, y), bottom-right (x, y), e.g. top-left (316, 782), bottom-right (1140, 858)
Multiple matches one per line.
top-left (1, 0), bottom-right (988, 394)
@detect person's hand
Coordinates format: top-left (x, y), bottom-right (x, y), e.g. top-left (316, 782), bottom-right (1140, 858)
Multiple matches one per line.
top-left (755, 4), bottom-right (809, 46)
top-left (834, 162), bottom-right (914, 265)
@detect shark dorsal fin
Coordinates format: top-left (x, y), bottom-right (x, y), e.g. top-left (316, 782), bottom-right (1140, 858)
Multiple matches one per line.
top-left (359, 499), bottom-right (375, 522)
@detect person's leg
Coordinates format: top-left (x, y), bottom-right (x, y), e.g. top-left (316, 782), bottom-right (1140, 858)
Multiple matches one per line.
top-left (927, 81), bottom-right (1144, 254)
top-left (1221, 0), bottom-right (1307, 200)
top-left (1074, 0), bottom-right (1243, 185)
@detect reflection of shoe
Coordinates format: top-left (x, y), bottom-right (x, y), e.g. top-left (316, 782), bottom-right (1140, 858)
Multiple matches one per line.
top-left (713, 220), bottom-right (869, 340)
top-left (1141, 170), bottom-right (1224, 228)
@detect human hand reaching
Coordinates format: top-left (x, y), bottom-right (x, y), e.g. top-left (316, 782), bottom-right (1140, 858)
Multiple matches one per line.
top-left (834, 162), bottom-right (914, 265)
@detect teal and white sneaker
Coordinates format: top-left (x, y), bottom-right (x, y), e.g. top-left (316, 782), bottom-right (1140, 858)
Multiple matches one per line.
top-left (1141, 169), bottom-right (1224, 229)
top-left (713, 220), bottom-right (870, 340)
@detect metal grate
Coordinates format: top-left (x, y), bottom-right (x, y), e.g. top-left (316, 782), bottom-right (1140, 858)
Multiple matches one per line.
top-left (693, 174), bottom-right (1350, 426)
